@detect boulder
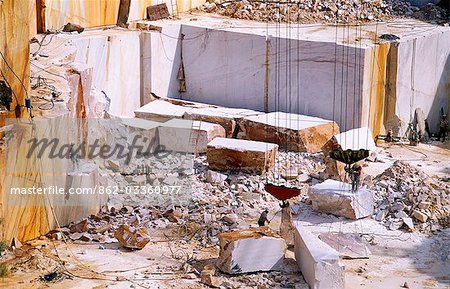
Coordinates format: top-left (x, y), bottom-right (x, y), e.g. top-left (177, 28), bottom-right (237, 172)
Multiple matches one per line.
top-left (134, 98), bottom-right (262, 137)
top-left (206, 170), bottom-right (228, 184)
top-left (308, 180), bottom-right (374, 220)
top-left (200, 264), bottom-right (221, 287)
top-left (114, 224), bottom-right (150, 250)
top-left (207, 138), bottom-right (278, 174)
top-left (321, 136), bottom-right (345, 180)
top-left (70, 219), bottom-right (88, 233)
top-left (294, 224), bottom-right (345, 289)
top-left (217, 227), bottom-right (286, 274)
top-left (412, 209), bottom-right (428, 222)
top-left (123, 118), bottom-right (159, 158)
top-left (238, 112), bottom-right (338, 153)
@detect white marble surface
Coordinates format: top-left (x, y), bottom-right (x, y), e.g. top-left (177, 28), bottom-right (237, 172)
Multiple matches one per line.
top-left (72, 30), bottom-right (142, 117)
top-left (218, 234), bottom-right (286, 274)
top-left (334, 127), bottom-right (376, 151)
top-left (294, 223), bottom-right (345, 289)
top-left (309, 179), bottom-right (374, 220)
top-left (207, 137), bottom-right (278, 152)
top-left (145, 17), bottom-right (450, 135)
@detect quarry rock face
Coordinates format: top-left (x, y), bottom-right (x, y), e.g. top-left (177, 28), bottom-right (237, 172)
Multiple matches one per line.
top-left (294, 224), bottom-right (345, 289)
top-left (158, 119), bottom-right (226, 153)
top-left (308, 179), bottom-right (374, 220)
top-left (238, 112), bottom-right (338, 153)
top-left (207, 137), bottom-right (278, 174)
top-left (217, 227), bottom-right (286, 274)
top-left (114, 224), bottom-right (150, 250)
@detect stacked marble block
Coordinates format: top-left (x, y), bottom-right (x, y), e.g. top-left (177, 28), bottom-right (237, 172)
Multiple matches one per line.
top-left (206, 137), bottom-right (278, 174)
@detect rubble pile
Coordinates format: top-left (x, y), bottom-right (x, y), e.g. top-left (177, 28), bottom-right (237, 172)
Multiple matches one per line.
top-left (199, 0), bottom-right (448, 24)
top-left (390, 1), bottom-right (448, 20)
top-left (51, 150), bottom-right (322, 249)
top-left (372, 161), bottom-right (450, 232)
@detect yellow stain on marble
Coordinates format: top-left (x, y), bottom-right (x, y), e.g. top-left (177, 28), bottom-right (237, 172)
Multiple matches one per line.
top-left (368, 42), bottom-right (390, 138)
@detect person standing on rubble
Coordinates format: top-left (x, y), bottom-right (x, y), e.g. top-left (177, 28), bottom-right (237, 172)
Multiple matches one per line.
top-left (258, 209), bottom-right (270, 227)
top-left (438, 114), bottom-right (448, 142)
top-left (345, 163), bottom-right (362, 192)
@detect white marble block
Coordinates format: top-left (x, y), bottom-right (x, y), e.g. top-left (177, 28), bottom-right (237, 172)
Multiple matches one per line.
top-left (217, 227), bottom-right (286, 274)
top-left (294, 224), bottom-right (345, 289)
top-left (308, 179), bottom-right (374, 220)
top-left (207, 137), bottom-right (277, 173)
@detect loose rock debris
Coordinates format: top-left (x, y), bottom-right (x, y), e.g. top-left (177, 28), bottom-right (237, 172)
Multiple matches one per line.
top-left (372, 160), bottom-right (450, 232)
top-left (199, 0), bottom-right (449, 24)
top-left (5, 141), bottom-right (449, 288)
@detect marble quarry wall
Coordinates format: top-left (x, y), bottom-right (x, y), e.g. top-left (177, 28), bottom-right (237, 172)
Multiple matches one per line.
top-left (0, 0), bottom-right (30, 123)
top-left (394, 32), bottom-right (450, 135)
top-left (0, 0), bottom-right (32, 243)
top-left (145, 24), bottom-right (370, 134)
top-left (145, 23), bottom-right (450, 137)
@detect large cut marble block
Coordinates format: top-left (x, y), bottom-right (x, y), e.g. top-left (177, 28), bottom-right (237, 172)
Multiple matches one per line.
top-left (308, 180), bottom-right (374, 220)
top-left (207, 137), bottom-right (277, 174)
top-left (294, 224), bottom-right (345, 289)
top-left (158, 119), bottom-right (225, 153)
top-left (238, 112), bottom-right (338, 153)
top-left (217, 227), bottom-right (286, 274)
top-left (184, 106), bottom-right (262, 137)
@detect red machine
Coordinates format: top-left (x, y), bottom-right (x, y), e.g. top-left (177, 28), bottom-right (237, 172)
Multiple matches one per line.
top-left (264, 183), bottom-right (300, 207)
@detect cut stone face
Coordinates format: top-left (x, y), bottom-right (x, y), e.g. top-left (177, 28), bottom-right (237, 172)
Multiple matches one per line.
top-left (238, 112), bottom-right (338, 153)
top-left (207, 137), bottom-right (278, 174)
top-left (217, 227), bottom-right (286, 274)
top-left (134, 98), bottom-right (262, 137)
top-left (294, 224), bottom-right (345, 289)
top-left (308, 179), bottom-right (374, 220)
top-left (134, 99), bottom-right (195, 122)
top-left (333, 127), bottom-right (376, 151)
top-left (318, 232), bottom-right (371, 259)
top-left (184, 106), bottom-right (262, 137)
top-left (158, 119), bottom-right (226, 153)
